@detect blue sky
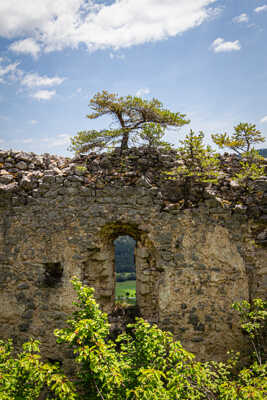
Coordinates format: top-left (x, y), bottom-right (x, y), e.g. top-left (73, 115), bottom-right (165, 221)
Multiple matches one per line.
top-left (0, 0), bottom-right (266, 156)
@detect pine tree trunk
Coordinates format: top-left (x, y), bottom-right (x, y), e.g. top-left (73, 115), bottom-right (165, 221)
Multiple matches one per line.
top-left (121, 131), bottom-right (129, 152)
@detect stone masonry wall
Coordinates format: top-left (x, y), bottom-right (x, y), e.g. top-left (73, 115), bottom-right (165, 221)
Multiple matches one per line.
top-left (0, 147), bottom-right (266, 364)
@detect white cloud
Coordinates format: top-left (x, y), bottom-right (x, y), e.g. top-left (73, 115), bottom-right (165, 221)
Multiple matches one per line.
top-left (109, 52), bottom-right (125, 60)
top-left (43, 134), bottom-right (71, 146)
top-left (232, 13), bottom-right (248, 23)
top-left (254, 5), bottom-right (267, 13)
top-left (32, 89), bottom-right (56, 100)
top-left (0, 60), bottom-right (20, 78)
top-left (0, 60), bottom-right (64, 101)
top-left (211, 38), bottom-right (241, 53)
top-left (260, 115), bottom-right (267, 123)
top-left (29, 119), bottom-right (38, 124)
top-left (21, 73), bottom-right (65, 88)
top-left (9, 38), bottom-right (40, 58)
top-left (0, 59), bottom-right (22, 84)
top-left (136, 88), bottom-right (150, 97)
top-left (0, 1), bottom-right (219, 54)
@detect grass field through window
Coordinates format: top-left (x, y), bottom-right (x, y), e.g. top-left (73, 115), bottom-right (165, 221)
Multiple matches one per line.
top-left (115, 280), bottom-right (136, 304)
top-left (114, 235), bottom-right (136, 304)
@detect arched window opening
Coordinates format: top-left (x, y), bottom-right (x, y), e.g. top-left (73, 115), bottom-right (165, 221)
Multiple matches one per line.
top-left (114, 235), bottom-right (136, 304)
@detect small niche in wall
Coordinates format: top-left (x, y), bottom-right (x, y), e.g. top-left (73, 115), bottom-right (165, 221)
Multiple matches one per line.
top-left (43, 262), bottom-right (63, 287)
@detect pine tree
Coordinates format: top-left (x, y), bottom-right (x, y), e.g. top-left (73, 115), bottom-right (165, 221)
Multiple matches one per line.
top-left (212, 122), bottom-right (265, 156)
top-left (70, 91), bottom-right (190, 154)
top-left (176, 130), bottom-right (219, 183)
top-left (212, 123), bottom-right (265, 183)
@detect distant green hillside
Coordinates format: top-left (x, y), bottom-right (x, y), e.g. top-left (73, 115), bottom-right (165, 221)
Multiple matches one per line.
top-left (114, 235), bottom-right (136, 273)
top-left (258, 148), bottom-right (267, 157)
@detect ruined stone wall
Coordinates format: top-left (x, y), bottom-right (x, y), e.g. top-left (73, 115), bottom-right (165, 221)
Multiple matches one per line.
top-left (0, 148), bottom-right (266, 364)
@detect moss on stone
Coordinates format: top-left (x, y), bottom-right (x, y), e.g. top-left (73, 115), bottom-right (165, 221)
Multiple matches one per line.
top-left (100, 222), bottom-right (142, 242)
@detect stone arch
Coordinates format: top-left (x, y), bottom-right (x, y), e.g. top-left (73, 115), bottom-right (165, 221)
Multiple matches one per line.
top-left (81, 222), bottom-right (160, 321)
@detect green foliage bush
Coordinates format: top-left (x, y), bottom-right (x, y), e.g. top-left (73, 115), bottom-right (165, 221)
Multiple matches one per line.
top-left (212, 123), bottom-right (265, 184)
top-left (0, 279), bottom-right (266, 399)
top-left (170, 124), bottom-right (265, 188)
top-left (176, 129), bottom-right (220, 183)
top-left (0, 339), bottom-right (76, 399)
top-left (232, 298), bottom-right (266, 366)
